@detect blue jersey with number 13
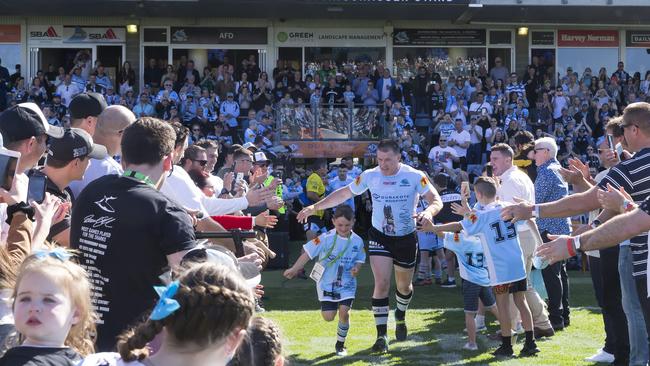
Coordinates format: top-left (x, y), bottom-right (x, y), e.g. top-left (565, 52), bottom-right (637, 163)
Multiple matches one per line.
top-left (461, 202), bottom-right (526, 286)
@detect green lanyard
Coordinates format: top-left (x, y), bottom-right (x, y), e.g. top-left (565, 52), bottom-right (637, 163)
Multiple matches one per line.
top-left (123, 170), bottom-right (156, 187)
top-left (320, 234), bottom-right (352, 268)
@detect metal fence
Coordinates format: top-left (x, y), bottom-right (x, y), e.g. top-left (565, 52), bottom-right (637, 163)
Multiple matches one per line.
top-left (276, 103), bottom-right (384, 141)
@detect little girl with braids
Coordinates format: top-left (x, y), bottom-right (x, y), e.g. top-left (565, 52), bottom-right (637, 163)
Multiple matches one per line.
top-left (80, 262), bottom-right (255, 366)
top-left (0, 249), bottom-right (96, 366)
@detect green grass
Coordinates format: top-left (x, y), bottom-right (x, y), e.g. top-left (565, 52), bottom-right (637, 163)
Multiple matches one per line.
top-left (261, 242), bottom-right (604, 365)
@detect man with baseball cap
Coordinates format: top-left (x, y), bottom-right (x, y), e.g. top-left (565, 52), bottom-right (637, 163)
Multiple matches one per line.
top-left (30, 128), bottom-right (107, 246)
top-left (68, 105), bottom-right (136, 199)
top-left (0, 102), bottom-right (65, 173)
top-left (69, 92), bottom-right (107, 137)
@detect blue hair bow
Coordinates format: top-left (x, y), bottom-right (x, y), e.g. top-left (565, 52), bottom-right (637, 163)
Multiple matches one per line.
top-left (33, 248), bottom-right (73, 262)
top-left (150, 280), bottom-right (181, 321)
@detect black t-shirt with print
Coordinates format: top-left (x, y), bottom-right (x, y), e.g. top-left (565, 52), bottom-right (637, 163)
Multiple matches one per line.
top-left (70, 175), bottom-right (196, 352)
top-left (0, 346), bottom-right (80, 366)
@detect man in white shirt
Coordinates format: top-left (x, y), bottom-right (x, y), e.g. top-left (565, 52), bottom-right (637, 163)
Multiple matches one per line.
top-left (160, 123), bottom-right (271, 218)
top-left (69, 105), bottom-right (135, 199)
top-left (490, 143), bottom-right (554, 338)
top-left (428, 135), bottom-right (458, 171)
top-left (56, 75), bottom-right (80, 107)
top-left (195, 139), bottom-right (224, 194)
top-left (448, 119), bottom-right (471, 170)
top-left (465, 115), bottom-right (484, 166)
top-left (469, 92), bottom-right (493, 117)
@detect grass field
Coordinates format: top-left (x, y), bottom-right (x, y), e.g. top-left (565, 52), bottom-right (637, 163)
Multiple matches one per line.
top-left (261, 242), bottom-right (605, 366)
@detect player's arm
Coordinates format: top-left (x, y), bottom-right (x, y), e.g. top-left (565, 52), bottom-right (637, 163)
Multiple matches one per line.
top-left (434, 222), bottom-right (463, 233)
top-left (421, 188), bottom-right (443, 219)
top-left (297, 186), bottom-right (354, 223)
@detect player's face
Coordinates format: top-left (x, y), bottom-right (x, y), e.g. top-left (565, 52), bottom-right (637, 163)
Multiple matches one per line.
top-left (333, 216), bottom-right (354, 237)
top-left (377, 149), bottom-right (400, 175)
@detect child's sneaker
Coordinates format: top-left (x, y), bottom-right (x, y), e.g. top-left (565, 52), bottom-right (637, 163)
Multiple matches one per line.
top-left (463, 342), bottom-right (478, 351)
top-left (413, 278), bottom-right (432, 286)
top-left (335, 342), bottom-right (348, 356)
top-left (440, 279), bottom-right (456, 288)
top-left (514, 322), bottom-right (525, 334)
top-left (371, 336), bottom-right (389, 353)
top-left (519, 342), bottom-right (540, 357)
top-left (492, 344), bottom-right (514, 357)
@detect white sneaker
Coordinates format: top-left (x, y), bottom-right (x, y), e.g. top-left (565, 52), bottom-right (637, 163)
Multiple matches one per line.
top-left (514, 323), bottom-right (525, 334)
top-left (463, 342), bottom-right (478, 351)
top-left (475, 320), bottom-right (487, 332)
top-left (584, 349), bottom-right (615, 363)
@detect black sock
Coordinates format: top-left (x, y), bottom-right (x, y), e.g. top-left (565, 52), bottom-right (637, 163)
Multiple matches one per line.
top-left (501, 336), bottom-right (512, 348)
top-left (395, 290), bottom-right (413, 321)
top-left (336, 340), bottom-right (344, 348)
top-left (525, 330), bottom-right (534, 344)
top-left (372, 297), bottom-right (389, 337)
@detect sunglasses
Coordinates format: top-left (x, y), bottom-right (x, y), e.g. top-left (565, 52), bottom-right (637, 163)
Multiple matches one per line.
top-left (191, 159), bottom-right (208, 166)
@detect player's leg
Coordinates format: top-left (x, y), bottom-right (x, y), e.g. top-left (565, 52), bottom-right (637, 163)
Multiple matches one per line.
top-left (370, 255), bottom-right (393, 352)
top-left (336, 302), bottom-right (353, 356)
top-left (432, 247), bottom-right (444, 285)
top-left (415, 232), bottom-right (433, 285)
top-left (393, 233), bottom-right (418, 342)
top-left (493, 285), bottom-right (514, 357)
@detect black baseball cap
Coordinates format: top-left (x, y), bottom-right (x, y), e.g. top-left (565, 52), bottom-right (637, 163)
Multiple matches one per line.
top-left (0, 102), bottom-right (65, 144)
top-left (47, 128), bottom-right (108, 162)
top-left (69, 92), bottom-right (107, 119)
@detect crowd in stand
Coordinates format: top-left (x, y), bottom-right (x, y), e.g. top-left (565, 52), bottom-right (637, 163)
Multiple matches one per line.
top-left (2, 50), bottom-right (650, 364)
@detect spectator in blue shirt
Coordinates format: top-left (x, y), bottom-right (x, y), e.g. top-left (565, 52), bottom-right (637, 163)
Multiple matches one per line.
top-left (132, 93), bottom-right (155, 118)
top-left (95, 64), bottom-right (112, 90)
top-left (533, 137), bottom-right (571, 331)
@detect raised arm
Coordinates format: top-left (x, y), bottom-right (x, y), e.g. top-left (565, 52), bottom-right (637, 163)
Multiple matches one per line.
top-left (296, 186), bottom-right (354, 223)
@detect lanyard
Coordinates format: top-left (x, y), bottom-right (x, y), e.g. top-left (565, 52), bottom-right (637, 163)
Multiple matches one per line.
top-left (321, 234), bottom-right (352, 268)
top-left (123, 170), bottom-right (155, 187)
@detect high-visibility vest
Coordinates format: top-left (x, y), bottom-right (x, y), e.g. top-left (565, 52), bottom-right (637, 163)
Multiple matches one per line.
top-left (263, 176), bottom-right (285, 214)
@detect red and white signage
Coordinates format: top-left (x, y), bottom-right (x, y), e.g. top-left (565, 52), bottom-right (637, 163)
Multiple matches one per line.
top-left (62, 27), bottom-right (125, 43)
top-left (28, 25), bottom-right (64, 43)
top-left (558, 30), bottom-right (619, 47)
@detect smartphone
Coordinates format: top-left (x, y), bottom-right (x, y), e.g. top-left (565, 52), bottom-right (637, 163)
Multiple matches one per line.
top-left (0, 148), bottom-right (20, 191)
top-left (27, 174), bottom-right (47, 204)
top-left (486, 165), bottom-right (493, 177)
top-left (606, 134), bottom-right (615, 150)
top-left (615, 142), bottom-right (624, 159)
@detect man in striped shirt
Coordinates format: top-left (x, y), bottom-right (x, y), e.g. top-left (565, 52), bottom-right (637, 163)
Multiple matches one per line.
top-left (505, 72), bottom-right (525, 102)
top-left (504, 102), bottom-right (650, 355)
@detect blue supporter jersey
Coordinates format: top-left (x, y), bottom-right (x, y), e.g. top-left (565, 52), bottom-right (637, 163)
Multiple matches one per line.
top-left (348, 164), bottom-right (434, 236)
top-left (303, 230), bottom-right (366, 302)
top-left (443, 232), bottom-right (490, 287)
top-left (461, 202), bottom-right (526, 286)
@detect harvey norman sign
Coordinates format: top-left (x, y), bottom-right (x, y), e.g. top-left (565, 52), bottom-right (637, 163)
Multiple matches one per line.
top-left (557, 30), bottom-right (619, 47)
top-left (276, 28), bottom-right (386, 47)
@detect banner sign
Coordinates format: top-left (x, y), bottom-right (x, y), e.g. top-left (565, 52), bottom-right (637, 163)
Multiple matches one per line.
top-left (62, 27), bottom-right (126, 43)
top-left (276, 28), bottom-right (385, 47)
top-left (557, 30), bottom-right (619, 47)
top-left (626, 30), bottom-right (650, 47)
top-left (531, 31), bottom-right (554, 46)
top-left (281, 141), bottom-right (377, 158)
top-left (28, 25), bottom-right (63, 43)
top-left (170, 27), bottom-right (267, 44)
top-left (393, 29), bottom-right (486, 46)
top-left (0, 25), bottom-right (20, 43)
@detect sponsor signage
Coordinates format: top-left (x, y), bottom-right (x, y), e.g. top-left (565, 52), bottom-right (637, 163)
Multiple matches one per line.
top-left (393, 29), bottom-right (486, 46)
top-left (63, 27), bottom-right (125, 43)
top-left (275, 28), bottom-right (385, 47)
top-left (626, 30), bottom-right (650, 47)
top-left (281, 141), bottom-right (377, 158)
top-left (170, 27), bottom-right (267, 44)
top-left (28, 25), bottom-right (63, 42)
top-left (29, 26), bottom-right (125, 44)
top-left (0, 25), bottom-right (20, 43)
top-left (557, 30), bottom-right (619, 47)
top-left (531, 31), bottom-right (555, 46)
